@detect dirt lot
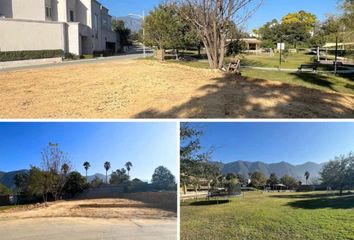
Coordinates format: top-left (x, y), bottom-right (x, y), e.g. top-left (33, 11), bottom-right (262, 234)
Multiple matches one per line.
top-left (0, 198), bottom-right (177, 240)
top-left (0, 59), bottom-right (353, 118)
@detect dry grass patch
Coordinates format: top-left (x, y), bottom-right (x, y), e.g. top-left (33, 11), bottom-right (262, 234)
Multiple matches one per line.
top-left (0, 59), bottom-right (353, 118)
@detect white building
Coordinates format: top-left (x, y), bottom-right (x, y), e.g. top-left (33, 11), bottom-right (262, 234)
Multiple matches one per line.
top-left (0, 0), bottom-right (118, 55)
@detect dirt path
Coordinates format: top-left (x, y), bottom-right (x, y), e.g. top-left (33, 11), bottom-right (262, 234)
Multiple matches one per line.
top-left (0, 198), bottom-right (177, 240)
top-left (0, 60), bottom-right (353, 118)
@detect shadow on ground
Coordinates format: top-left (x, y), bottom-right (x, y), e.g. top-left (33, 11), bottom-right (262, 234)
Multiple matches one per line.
top-left (270, 192), bottom-right (353, 199)
top-left (285, 195), bottom-right (354, 209)
top-left (187, 199), bottom-right (230, 206)
top-left (135, 72), bottom-right (354, 118)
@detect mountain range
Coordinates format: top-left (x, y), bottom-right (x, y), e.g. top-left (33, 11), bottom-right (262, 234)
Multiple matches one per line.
top-left (215, 160), bottom-right (325, 182)
top-left (114, 16), bottom-right (142, 32)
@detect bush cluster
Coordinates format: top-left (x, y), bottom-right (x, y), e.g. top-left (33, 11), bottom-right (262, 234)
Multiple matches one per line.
top-left (0, 50), bottom-right (64, 62)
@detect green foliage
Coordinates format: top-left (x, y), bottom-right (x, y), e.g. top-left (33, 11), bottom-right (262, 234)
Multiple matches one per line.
top-left (0, 183), bottom-right (12, 195)
top-left (112, 19), bottom-right (132, 47)
top-left (90, 176), bottom-right (103, 188)
top-left (64, 172), bottom-right (87, 197)
top-left (280, 174), bottom-right (298, 189)
top-left (282, 10), bottom-right (317, 31)
top-left (267, 173), bottom-right (279, 186)
top-left (125, 162), bottom-right (133, 176)
top-left (0, 50), bottom-right (64, 62)
top-left (124, 178), bottom-right (149, 193)
top-left (226, 39), bottom-right (247, 56)
top-left (320, 153), bottom-right (354, 194)
top-left (151, 166), bottom-right (176, 189)
top-left (14, 172), bottom-right (29, 193)
top-left (110, 168), bottom-right (129, 184)
top-left (250, 171), bottom-right (267, 188)
top-left (27, 167), bottom-right (56, 202)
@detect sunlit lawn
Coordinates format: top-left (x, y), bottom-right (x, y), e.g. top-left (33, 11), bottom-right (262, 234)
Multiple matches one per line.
top-left (181, 191), bottom-right (354, 240)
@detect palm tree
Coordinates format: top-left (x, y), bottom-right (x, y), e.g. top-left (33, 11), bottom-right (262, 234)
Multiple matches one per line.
top-left (61, 163), bottom-right (69, 176)
top-left (304, 171), bottom-right (310, 185)
top-left (83, 161), bottom-right (91, 180)
top-left (104, 161), bottom-right (111, 184)
top-left (125, 162), bottom-right (133, 178)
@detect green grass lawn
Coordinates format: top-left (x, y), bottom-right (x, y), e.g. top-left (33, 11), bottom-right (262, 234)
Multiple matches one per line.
top-left (241, 52), bottom-right (316, 69)
top-left (242, 69), bottom-right (354, 95)
top-left (181, 191), bottom-right (354, 240)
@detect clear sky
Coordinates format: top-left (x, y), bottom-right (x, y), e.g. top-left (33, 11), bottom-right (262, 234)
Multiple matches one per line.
top-left (185, 122), bottom-right (354, 165)
top-left (99, 0), bottom-right (339, 32)
top-left (0, 122), bottom-right (177, 182)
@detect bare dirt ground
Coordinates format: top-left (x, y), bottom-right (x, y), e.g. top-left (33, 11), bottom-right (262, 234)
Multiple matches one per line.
top-left (0, 198), bottom-right (177, 240)
top-left (0, 59), bottom-right (353, 118)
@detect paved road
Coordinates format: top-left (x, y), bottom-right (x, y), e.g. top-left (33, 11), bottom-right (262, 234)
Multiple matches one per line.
top-left (0, 47), bottom-right (154, 73)
top-left (0, 217), bottom-right (176, 240)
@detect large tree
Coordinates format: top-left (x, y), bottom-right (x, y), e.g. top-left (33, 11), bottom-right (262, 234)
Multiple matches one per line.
top-left (176, 0), bottom-right (263, 69)
top-left (110, 168), bottom-right (129, 184)
top-left (250, 171), bottom-right (267, 189)
top-left (151, 166), bottom-right (176, 189)
top-left (125, 162), bottom-right (133, 178)
top-left (83, 161), bottom-right (91, 180)
top-left (280, 175), bottom-right (298, 189)
top-left (320, 153), bottom-right (354, 195)
top-left (40, 143), bottom-right (71, 200)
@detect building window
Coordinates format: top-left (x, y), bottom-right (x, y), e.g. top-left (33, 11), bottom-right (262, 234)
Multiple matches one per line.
top-left (93, 14), bottom-right (98, 32)
top-left (69, 10), bottom-right (75, 22)
top-left (46, 6), bottom-right (52, 18)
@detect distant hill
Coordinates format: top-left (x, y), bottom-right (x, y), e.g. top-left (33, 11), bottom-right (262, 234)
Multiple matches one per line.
top-left (0, 170), bottom-right (28, 190)
top-left (87, 173), bottom-right (107, 183)
top-left (216, 160), bottom-right (325, 182)
top-left (114, 16), bottom-right (142, 32)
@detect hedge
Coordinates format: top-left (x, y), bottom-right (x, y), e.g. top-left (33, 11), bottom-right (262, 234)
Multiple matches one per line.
top-left (0, 49), bottom-right (64, 62)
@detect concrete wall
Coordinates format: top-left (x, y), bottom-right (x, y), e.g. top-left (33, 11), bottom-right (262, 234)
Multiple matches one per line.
top-left (0, 19), bottom-right (65, 52)
top-left (67, 23), bottom-right (81, 55)
top-left (11, 0), bottom-right (45, 21)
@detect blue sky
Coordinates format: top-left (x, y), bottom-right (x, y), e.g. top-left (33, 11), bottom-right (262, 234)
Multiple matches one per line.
top-left (0, 122), bottom-right (177, 181)
top-left (100, 0), bottom-right (339, 32)
top-left (185, 122), bottom-right (354, 165)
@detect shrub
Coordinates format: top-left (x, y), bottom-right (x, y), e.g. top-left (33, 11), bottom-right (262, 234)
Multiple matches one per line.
top-left (0, 50), bottom-right (64, 62)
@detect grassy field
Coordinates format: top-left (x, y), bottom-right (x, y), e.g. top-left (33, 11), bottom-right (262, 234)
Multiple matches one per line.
top-left (181, 191), bottom-right (354, 240)
top-left (168, 53), bottom-right (354, 95)
top-left (242, 69), bottom-right (354, 95)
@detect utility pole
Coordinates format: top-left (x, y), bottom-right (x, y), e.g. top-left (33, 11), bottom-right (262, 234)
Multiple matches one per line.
top-left (129, 11), bottom-right (146, 58)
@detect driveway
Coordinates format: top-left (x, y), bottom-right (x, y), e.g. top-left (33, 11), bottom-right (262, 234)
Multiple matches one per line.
top-left (1, 218), bottom-right (176, 240)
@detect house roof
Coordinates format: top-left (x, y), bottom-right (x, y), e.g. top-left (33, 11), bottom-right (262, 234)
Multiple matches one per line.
top-left (241, 38), bottom-right (262, 44)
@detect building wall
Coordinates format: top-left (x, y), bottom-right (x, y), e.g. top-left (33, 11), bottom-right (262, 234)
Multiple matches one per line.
top-left (67, 22), bottom-right (81, 55)
top-left (11, 0), bottom-right (46, 21)
top-left (0, 19), bottom-right (65, 52)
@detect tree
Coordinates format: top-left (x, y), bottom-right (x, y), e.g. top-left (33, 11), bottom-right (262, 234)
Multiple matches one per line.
top-left (14, 172), bottom-right (29, 194)
top-left (152, 166), bottom-right (176, 189)
top-left (40, 143), bottom-right (71, 200)
top-left (282, 10), bottom-right (317, 32)
top-left (27, 166), bottom-right (55, 203)
top-left (280, 175), bottom-right (298, 189)
top-left (144, 4), bottom-right (183, 61)
top-left (90, 176), bottom-right (103, 188)
top-left (267, 173), bottom-right (279, 189)
top-left (176, 0), bottom-right (263, 69)
top-left (125, 162), bottom-right (133, 177)
top-left (61, 163), bottom-right (69, 176)
top-left (83, 161), bottom-right (91, 180)
top-left (250, 171), bottom-right (267, 189)
top-left (304, 171), bottom-right (310, 185)
top-left (320, 153), bottom-right (354, 195)
top-left (0, 183), bottom-right (12, 195)
top-left (110, 168), bottom-right (129, 184)
top-left (112, 19), bottom-right (132, 48)
top-left (64, 172), bottom-right (87, 197)
top-left (104, 161), bottom-right (111, 184)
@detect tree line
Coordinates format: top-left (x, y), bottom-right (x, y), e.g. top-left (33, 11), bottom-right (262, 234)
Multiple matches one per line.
top-left (7, 143), bottom-right (176, 203)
